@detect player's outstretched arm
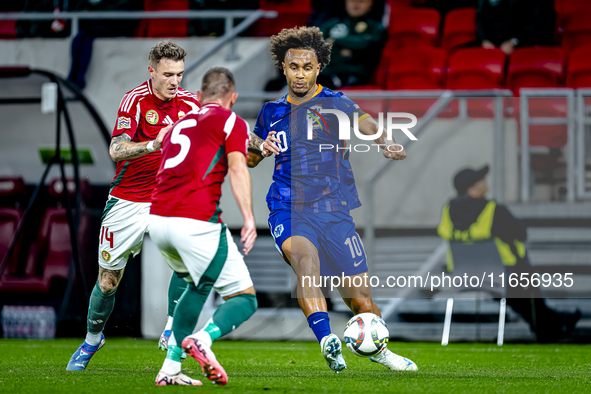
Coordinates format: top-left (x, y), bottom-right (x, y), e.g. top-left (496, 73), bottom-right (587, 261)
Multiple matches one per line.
top-left (358, 117), bottom-right (407, 161)
top-left (109, 125), bottom-right (172, 162)
top-left (228, 151), bottom-right (257, 255)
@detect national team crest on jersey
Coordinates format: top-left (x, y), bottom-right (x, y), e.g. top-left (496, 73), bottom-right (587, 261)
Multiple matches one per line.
top-left (307, 106), bottom-right (327, 132)
top-left (273, 224), bottom-right (284, 238)
top-left (146, 110), bottom-right (159, 125)
top-left (117, 116), bottom-right (131, 130)
top-left (101, 250), bottom-right (111, 261)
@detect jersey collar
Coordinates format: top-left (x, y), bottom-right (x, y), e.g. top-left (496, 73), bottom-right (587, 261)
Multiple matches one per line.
top-left (148, 79), bottom-right (176, 107)
top-left (286, 84), bottom-right (323, 105)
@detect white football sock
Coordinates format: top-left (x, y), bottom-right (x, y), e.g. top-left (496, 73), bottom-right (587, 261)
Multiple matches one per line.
top-left (85, 332), bottom-right (102, 346)
top-left (164, 316), bottom-right (173, 331)
top-left (161, 359), bottom-right (181, 375)
top-left (193, 330), bottom-right (213, 348)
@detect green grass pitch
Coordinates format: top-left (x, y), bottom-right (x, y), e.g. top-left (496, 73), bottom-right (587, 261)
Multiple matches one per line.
top-left (1, 339), bottom-right (591, 393)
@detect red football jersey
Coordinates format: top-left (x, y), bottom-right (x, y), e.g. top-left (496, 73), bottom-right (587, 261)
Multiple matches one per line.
top-left (150, 103), bottom-right (250, 223)
top-left (109, 80), bottom-right (200, 202)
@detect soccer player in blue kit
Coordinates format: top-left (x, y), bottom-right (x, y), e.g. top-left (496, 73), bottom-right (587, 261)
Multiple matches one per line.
top-left (248, 26), bottom-right (418, 373)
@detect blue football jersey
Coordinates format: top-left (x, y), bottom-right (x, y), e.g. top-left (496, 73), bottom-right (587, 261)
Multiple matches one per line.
top-left (253, 85), bottom-right (367, 213)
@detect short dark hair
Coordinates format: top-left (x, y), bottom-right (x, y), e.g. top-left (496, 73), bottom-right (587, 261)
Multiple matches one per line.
top-left (201, 67), bottom-right (235, 100)
top-left (148, 41), bottom-right (187, 68)
top-left (269, 26), bottom-right (332, 70)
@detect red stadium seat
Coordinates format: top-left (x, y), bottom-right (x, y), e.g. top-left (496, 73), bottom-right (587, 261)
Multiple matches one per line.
top-left (387, 0), bottom-right (413, 7)
top-left (555, 0), bottom-right (590, 14)
top-left (47, 178), bottom-right (92, 207)
top-left (561, 9), bottom-right (591, 53)
top-left (0, 207), bottom-right (89, 294)
top-left (385, 46), bottom-right (445, 89)
top-left (0, 177), bottom-right (91, 295)
top-left (0, 20), bottom-right (17, 39)
top-left (378, 45), bottom-right (455, 118)
top-left (388, 7), bottom-right (440, 47)
top-left (567, 44), bottom-right (591, 88)
top-left (442, 8), bottom-right (477, 52)
top-left (0, 209), bottom-right (22, 277)
top-left (507, 47), bottom-right (564, 94)
top-left (254, 0), bottom-right (311, 37)
top-left (446, 49), bottom-right (506, 118)
top-left (447, 48), bottom-right (506, 89)
top-left (0, 177), bottom-right (26, 208)
top-left (555, 4), bottom-right (591, 41)
top-left (137, 0), bottom-right (189, 38)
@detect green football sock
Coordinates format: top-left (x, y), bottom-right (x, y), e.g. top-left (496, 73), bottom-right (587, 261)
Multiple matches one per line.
top-left (171, 283), bottom-right (210, 345)
top-left (167, 272), bottom-right (188, 317)
top-left (171, 224), bottom-right (228, 345)
top-left (87, 281), bottom-right (116, 335)
top-left (205, 294), bottom-right (258, 342)
top-left (165, 344), bottom-right (184, 363)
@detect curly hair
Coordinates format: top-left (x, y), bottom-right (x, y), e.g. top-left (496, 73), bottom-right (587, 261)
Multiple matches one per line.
top-left (269, 26), bottom-right (332, 70)
top-left (148, 40), bottom-right (187, 68)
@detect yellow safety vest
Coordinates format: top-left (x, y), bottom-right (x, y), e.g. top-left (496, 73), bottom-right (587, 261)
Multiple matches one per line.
top-left (437, 200), bottom-right (526, 271)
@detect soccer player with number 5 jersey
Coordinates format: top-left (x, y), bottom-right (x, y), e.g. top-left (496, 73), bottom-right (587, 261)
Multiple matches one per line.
top-left (67, 41), bottom-right (200, 371)
top-left (150, 67), bottom-right (257, 386)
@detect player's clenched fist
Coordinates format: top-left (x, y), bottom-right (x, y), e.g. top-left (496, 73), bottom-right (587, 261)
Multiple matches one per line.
top-left (261, 131), bottom-right (282, 157)
top-left (154, 124), bottom-right (173, 150)
top-left (383, 142), bottom-right (406, 161)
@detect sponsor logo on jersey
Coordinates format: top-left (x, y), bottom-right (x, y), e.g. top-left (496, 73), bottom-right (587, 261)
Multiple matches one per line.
top-left (101, 250), bottom-right (111, 261)
top-left (117, 116), bottom-right (131, 130)
top-left (273, 224), bottom-right (284, 238)
top-left (146, 110), bottom-right (159, 125)
top-left (163, 115), bottom-right (174, 125)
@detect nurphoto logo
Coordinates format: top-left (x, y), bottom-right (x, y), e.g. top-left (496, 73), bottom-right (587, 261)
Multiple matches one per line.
top-left (306, 108), bottom-right (418, 153)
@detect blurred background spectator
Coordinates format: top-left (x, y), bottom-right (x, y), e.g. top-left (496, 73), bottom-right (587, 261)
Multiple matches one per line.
top-left (317, 0), bottom-right (386, 88)
top-left (476, 0), bottom-right (556, 55)
top-left (310, 0), bottom-right (385, 28)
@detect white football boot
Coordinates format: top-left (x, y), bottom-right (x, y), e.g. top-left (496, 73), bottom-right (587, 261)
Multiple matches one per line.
top-left (320, 334), bottom-right (347, 373)
top-left (370, 348), bottom-right (418, 371)
top-left (155, 370), bottom-right (202, 386)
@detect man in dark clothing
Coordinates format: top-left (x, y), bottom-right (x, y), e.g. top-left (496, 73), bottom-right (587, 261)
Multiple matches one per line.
top-left (476, 0), bottom-right (555, 55)
top-left (318, 0), bottom-right (386, 88)
top-left (438, 165), bottom-right (580, 343)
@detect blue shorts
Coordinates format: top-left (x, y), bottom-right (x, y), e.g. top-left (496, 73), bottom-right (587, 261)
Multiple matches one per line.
top-left (268, 209), bottom-right (368, 277)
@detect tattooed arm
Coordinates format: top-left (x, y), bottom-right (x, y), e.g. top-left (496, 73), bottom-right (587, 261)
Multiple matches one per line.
top-left (247, 132), bottom-right (265, 168)
top-left (109, 125), bottom-right (172, 162)
top-left (248, 132), bottom-right (265, 152)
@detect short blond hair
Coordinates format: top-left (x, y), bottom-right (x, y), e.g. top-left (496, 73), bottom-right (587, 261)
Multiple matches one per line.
top-left (148, 41), bottom-right (187, 68)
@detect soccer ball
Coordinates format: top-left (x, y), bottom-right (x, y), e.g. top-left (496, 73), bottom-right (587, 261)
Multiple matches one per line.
top-left (343, 313), bottom-right (389, 357)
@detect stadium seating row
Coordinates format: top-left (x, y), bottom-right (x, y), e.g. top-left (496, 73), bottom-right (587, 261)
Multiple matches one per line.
top-left (387, 5), bottom-right (591, 54)
top-left (2, 0), bottom-right (591, 46)
top-left (0, 178), bottom-right (90, 295)
top-left (374, 45), bottom-right (591, 92)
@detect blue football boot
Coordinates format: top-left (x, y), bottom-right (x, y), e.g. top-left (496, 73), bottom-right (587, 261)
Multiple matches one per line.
top-left (66, 334), bottom-right (105, 371)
